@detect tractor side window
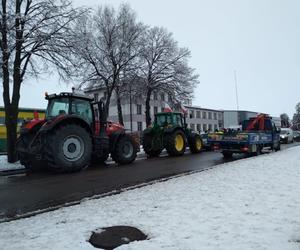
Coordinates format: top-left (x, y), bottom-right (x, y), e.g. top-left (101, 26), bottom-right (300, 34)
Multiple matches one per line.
top-left (71, 99), bottom-right (93, 123)
top-left (47, 98), bottom-right (69, 118)
top-left (174, 114), bottom-right (182, 126)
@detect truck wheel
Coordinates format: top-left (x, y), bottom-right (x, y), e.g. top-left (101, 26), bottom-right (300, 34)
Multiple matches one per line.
top-left (274, 142), bottom-right (281, 151)
top-left (112, 134), bottom-right (137, 165)
top-left (253, 145), bottom-right (262, 156)
top-left (45, 124), bottom-right (92, 173)
top-left (222, 151), bottom-right (233, 159)
top-left (165, 130), bottom-right (186, 156)
top-left (142, 135), bottom-right (162, 157)
top-left (188, 134), bottom-right (203, 153)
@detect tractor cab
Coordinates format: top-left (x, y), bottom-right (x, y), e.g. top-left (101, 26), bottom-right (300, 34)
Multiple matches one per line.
top-left (45, 92), bottom-right (94, 124)
top-left (154, 112), bottom-right (185, 129)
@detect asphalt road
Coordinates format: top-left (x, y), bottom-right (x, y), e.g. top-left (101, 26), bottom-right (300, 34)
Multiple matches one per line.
top-left (0, 142), bottom-right (299, 222)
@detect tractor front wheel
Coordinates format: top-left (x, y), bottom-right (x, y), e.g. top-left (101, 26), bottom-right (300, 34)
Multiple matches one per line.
top-left (188, 134), bottom-right (203, 153)
top-left (112, 134), bottom-right (137, 165)
top-left (45, 124), bottom-right (92, 173)
top-left (164, 130), bottom-right (186, 156)
top-left (17, 133), bottom-right (42, 172)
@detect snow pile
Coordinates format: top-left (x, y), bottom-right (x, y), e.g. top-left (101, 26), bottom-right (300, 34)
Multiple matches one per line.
top-left (0, 155), bottom-right (24, 171)
top-left (1, 147), bottom-right (300, 250)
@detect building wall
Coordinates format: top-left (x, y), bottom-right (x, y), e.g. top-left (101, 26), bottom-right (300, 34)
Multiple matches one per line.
top-left (185, 106), bottom-right (223, 132)
top-left (223, 110), bottom-right (258, 128)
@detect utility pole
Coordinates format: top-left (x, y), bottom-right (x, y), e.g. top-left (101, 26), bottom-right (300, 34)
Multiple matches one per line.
top-left (234, 70), bottom-right (239, 111)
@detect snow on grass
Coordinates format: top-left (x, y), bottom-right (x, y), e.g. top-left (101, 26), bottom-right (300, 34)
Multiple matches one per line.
top-left (1, 147), bottom-right (300, 250)
top-left (0, 155), bottom-right (24, 171)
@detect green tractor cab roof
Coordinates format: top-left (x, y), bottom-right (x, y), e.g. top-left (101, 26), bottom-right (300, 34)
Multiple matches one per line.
top-left (156, 111), bottom-right (183, 116)
top-left (45, 92), bottom-right (93, 101)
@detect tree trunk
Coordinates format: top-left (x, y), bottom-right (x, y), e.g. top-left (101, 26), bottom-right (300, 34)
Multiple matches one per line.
top-left (104, 89), bottom-right (112, 118)
top-left (116, 89), bottom-right (124, 126)
top-left (5, 109), bottom-right (19, 163)
top-left (145, 89), bottom-right (152, 126)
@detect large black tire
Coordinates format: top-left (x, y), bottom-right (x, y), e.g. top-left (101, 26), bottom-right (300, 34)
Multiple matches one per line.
top-left (44, 124), bottom-right (92, 173)
top-left (164, 130), bottom-right (186, 156)
top-left (17, 133), bottom-right (42, 172)
top-left (222, 151), bottom-right (233, 159)
top-left (252, 144), bottom-right (262, 156)
top-left (188, 134), bottom-right (203, 154)
top-left (274, 141), bottom-right (281, 151)
top-left (142, 134), bottom-right (162, 157)
top-left (111, 134), bottom-right (137, 165)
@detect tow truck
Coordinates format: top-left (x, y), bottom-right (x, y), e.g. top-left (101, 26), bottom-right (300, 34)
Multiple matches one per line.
top-left (208, 114), bottom-right (281, 158)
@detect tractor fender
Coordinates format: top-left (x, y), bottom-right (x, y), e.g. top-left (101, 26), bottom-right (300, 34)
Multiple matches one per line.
top-left (40, 115), bottom-right (93, 136)
top-left (164, 127), bottom-right (185, 135)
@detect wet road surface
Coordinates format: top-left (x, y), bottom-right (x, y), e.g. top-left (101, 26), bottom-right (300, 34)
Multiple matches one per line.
top-left (0, 143), bottom-right (298, 222)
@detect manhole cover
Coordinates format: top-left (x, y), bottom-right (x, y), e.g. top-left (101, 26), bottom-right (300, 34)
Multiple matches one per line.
top-left (89, 225), bottom-right (147, 249)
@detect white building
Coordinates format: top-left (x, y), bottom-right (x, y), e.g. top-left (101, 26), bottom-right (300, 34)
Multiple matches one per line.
top-left (85, 86), bottom-right (223, 133)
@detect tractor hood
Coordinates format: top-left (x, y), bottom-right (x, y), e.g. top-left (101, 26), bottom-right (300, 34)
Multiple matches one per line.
top-left (20, 118), bottom-right (46, 133)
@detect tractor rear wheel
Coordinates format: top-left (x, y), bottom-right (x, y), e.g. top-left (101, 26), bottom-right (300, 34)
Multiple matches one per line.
top-left (112, 134), bottom-right (137, 165)
top-left (164, 130), bottom-right (186, 156)
top-left (44, 124), bottom-right (92, 173)
top-left (188, 134), bottom-right (203, 153)
top-left (142, 134), bottom-right (162, 157)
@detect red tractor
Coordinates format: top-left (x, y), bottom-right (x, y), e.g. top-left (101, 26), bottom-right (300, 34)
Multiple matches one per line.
top-left (16, 91), bottom-right (139, 173)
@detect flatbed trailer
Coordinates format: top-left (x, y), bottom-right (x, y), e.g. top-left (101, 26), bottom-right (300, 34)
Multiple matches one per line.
top-left (208, 114), bottom-right (281, 158)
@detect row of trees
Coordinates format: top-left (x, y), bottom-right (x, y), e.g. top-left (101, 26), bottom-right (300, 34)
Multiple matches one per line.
top-left (1, 0), bottom-right (198, 162)
top-left (280, 102), bottom-right (300, 129)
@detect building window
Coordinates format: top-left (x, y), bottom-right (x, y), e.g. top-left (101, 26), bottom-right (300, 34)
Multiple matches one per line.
top-left (190, 123), bottom-right (195, 131)
top-left (214, 124), bottom-right (218, 131)
top-left (137, 104), bottom-right (142, 115)
top-left (153, 92), bottom-right (158, 100)
top-left (202, 112), bottom-right (207, 119)
top-left (203, 124), bottom-right (207, 132)
top-left (189, 110), bottom-right (194, 119)
top-left (94, 93), bottom-right (99, 102)
top-left (208, 124), bottom-right (212, 131)
top-left (214, 113), bottom-right (217, 120)
top-left (154, 106), bottom-right (158, 114)
top-left (197, 124), bottom-right (201, 132)
top-left (137, 122), bottom-right (143, 131)
top-left (218, 113), bottom-right (222, 120)
top-left (196, 110), bottom-right (201, 118)
top-left (208, 112), bottom-right (212, 120)
top-left (160, 93), bottom-right (165, 101)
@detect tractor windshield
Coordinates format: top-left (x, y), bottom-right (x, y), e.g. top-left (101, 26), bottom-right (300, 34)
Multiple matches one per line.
top-left (155, 114), bottom-right (172, 127)
top-left (46, 98), bottom-right (69, 118)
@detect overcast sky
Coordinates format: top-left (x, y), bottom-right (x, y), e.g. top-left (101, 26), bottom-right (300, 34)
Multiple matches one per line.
top-left (2, 0), bottom-right (299, 118)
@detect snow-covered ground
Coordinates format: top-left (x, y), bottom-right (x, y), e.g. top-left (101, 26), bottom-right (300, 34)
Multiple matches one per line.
top-left (0, 155), bottom-right (24, 171)
top-left (1, 147), bottom-right (300, 250)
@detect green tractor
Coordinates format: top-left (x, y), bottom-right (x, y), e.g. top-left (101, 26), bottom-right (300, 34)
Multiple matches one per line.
top-left (142, 111), bottom-right (203, 157)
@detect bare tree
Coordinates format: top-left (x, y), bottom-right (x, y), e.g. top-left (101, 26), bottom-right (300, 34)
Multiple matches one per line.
top-left (62, 4), bottom-right (144, 118)
top-left (138, 27), bottom-right (199, 126)
top-left (280, 113), bottom-right (290, 128)
top-left (0, 0), bottom-right (84, 162)
top-left (292, 102), bottom-right (300, 130)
